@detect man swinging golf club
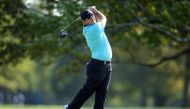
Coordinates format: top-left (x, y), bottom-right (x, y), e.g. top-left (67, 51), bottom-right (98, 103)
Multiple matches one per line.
top-left (64, 6), bottom-right (112, 109)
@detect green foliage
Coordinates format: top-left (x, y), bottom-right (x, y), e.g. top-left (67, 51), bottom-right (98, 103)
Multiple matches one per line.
top-left (0, 59), bottom-right (37, 91)
top-left (0, 0), bottom-right (190, 106)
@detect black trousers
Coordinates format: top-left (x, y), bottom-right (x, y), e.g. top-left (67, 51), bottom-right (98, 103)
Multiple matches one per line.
top-left (68, 58), bottom-right (112, 109)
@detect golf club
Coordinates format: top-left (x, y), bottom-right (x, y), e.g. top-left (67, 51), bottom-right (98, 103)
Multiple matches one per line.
top-left (59, 6), bottom-right (96, 38)
top-left (59, 17), bottom-right (80, 38)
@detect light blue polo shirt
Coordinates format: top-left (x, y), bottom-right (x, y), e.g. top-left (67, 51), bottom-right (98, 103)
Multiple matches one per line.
top-left (83, 22), bottom-right (112, 61)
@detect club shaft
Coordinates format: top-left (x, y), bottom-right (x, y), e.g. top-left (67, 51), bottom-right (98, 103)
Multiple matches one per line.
top-left (62, 17), bottom-right (80, 30)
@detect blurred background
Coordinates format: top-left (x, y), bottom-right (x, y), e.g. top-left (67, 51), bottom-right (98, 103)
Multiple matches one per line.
top-left (0, 0), bottom-right (190, 108)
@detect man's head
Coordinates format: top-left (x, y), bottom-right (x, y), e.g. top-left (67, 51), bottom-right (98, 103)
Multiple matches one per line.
top-left (80, 10), bottom-right (96, 26)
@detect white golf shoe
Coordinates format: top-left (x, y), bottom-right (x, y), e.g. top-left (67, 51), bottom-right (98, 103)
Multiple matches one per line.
top-left (64, 105), bottom-right (68, 109)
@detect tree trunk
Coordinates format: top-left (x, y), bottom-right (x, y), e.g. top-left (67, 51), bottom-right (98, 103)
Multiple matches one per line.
top-left (181, 52), bottom-right (190, 107)
top-left (140, 88), bottom-right (147, 106)
top-left (153, 92), bottom-right (167, 107)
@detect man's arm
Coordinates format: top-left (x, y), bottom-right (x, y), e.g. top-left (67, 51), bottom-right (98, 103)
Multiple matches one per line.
top-left (88, 6), bottom-right (107, 28)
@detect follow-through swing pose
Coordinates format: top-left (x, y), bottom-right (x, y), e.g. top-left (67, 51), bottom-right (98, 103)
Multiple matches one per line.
top-left (64, 6), bottom-right (112, 109)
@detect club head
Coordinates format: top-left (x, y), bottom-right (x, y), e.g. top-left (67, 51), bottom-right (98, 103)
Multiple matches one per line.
top-left (58, 17), bottom-right (80, 39)
top-left (59, 30), bottom-right (67, 38)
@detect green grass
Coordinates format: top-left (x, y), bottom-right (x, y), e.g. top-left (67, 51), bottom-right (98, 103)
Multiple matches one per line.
top-left (0, 105), bottom-right (189, 109)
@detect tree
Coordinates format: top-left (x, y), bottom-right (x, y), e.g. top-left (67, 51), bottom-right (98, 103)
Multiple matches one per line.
top-left (84, 0), bottom-right (190, 107)
top-left (0, 0), bottom-right (189, 106)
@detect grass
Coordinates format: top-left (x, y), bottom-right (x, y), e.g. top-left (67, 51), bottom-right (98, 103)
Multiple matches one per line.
top-left (0, 105), bottom-right (189, 109)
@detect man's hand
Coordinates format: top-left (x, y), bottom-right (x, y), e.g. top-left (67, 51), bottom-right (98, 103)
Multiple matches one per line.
top-left (87, 6), bottom-right (96, 10)
top-left (87, 6), bottom-right (107, 28)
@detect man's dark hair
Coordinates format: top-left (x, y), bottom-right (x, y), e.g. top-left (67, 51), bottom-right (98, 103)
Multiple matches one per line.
top-left (80, 10), bottom-right (94, 20)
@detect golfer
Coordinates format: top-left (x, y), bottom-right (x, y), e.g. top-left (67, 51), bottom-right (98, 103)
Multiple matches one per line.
top-left (64, 6), bottom-right (112, 109)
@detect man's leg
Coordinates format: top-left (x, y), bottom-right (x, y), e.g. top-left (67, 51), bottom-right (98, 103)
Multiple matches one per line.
top-left (68, 77), bottom-right (100, 109)
top-left (94, 67), bottom-right (112, 109)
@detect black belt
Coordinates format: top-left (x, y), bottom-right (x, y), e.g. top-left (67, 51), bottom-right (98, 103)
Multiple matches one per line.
top-left (91, 58), bottom-right (111, 64)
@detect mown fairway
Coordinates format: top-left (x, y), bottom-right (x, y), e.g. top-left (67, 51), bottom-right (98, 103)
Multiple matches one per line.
top-left (0, 105), bottom-right (189, 109)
